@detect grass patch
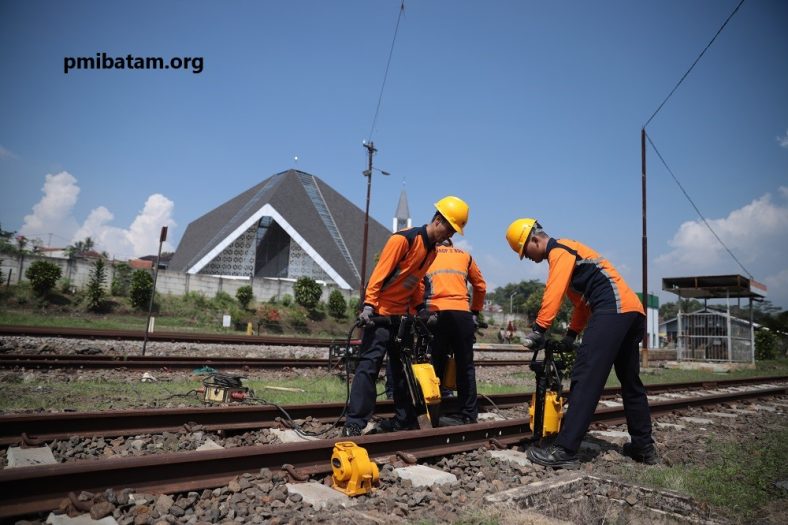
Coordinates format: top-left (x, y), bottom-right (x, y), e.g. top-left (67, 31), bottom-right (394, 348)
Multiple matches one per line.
top-left (612, 429), bottom-right (788, 522)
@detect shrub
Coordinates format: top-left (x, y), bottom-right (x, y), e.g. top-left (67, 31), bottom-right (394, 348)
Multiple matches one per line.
top-left (130, 269), bottom-right (153, 309)
top-left (25, 260), bottom-right (61, 297)
top-left (327, 290), bottom-right (347, 319)
top-left (755, 330), bottom-right (778, 360)
top-left (85, 258), bottom-right (107, 312)
top-left (236, 285), bottom-right (254, 309)
top-left (280, 294), bottom-right (293, 307)
top-left (213, 291), bottom-right (235, 310)
top-left (111, 262), bottom-right (133, 297)
top-left (347, 296), bottom-right (360, 315)
top-left (288, 308), bottom-right (309, 332)
top-left (256, 304), bottom-right (282, 331)
top-left (294, 277), bottom-right (322, 309)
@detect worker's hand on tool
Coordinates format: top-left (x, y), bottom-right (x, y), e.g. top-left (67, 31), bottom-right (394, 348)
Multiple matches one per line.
top-left (472, 313), bottom-right (479, 329)
top-left (560, 330), bottom-right (578, 352)
top-left (357, 305), bottom-right (375, 327)
top-left (522, 329), bottom-right (545, 350)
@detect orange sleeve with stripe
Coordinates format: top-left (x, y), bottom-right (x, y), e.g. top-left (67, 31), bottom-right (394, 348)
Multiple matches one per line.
top-left (468, 257), bottom-right (487, 312)
top-left (535, 247), bottom-right (575, 331)
top-left (364, 234), bottom-right (409, 312)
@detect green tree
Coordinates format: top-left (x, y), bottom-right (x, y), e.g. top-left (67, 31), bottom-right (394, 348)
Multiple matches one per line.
top-left (327, 289), bottom-right (347, 319)
top-left (521, 287), bottom-right (572, 328)
top-left (755, 330), bottom-right (778, 360)
top-left (236, 285), bottom-right (254, 309)
top-left (491, 280), bottom-right (544, 314)
top-left (110, 262), bottom-right (133, 297)
top-left (130, 269), bottom-right (153, 309)
top-left (25, 260), bottom-right (62, 296)
top-left (85, 257), bottom-right (106, 311)
top-left (294, 276), bottom-right (322, 309)
top-left (659, 299), bottom-right (703, 321)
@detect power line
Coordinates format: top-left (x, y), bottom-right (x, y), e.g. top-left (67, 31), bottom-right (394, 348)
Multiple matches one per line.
top-left (645, 132), bottom-right (752, 279)
top-left (644, 0), bottom-right (745, 128)
top-left (367, 0), bottom-right (405, 142)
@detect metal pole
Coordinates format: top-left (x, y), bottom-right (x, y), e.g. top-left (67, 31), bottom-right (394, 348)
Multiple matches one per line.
top-left (641, 128), bottom-right (649, 367)
top-left (142, 226), bottom-right (167, 356)
top-left (360, 142), bottom-right (376, 304)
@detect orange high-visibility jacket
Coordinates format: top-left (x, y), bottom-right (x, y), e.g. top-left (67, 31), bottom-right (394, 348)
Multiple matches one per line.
top-left (423, 245), bottom-right (486, 313)
top-left (535, 238), bottom-right (644, 334)
top-left (364, 225), bottom-right (437, 316)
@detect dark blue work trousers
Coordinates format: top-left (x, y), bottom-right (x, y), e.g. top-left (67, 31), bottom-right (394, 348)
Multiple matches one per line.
top-left (345, 320), bottom-right (416, 428)
top-left (431, 310), bottom-right (478, 421)
top-left (555, 311), bottom-right (653, 453)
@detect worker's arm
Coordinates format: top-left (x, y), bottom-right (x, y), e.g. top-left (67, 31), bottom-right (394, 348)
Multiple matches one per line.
top-left (534, 247), bottom-right (575, 332)
top-left (467, 257), bottom-right (487, 313)
top-left (364, 235), bottom-right (409, 312)
top-left (566, 289), bottom-right (590, 334)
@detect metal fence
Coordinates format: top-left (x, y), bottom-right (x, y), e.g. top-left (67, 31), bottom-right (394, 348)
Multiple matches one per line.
top-left (676, 311), bottom-right (754, 363)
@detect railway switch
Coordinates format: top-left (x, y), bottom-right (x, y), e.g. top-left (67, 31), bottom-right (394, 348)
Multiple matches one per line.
top-left (331, 441), bottom-right (379, 496)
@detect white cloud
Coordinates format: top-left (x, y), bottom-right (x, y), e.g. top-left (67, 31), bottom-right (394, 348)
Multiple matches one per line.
top-left (778, 129), bottom-right (788, 148)
top-left (19, 171), bottom-right (81, 242)
top-left (0, 145), bottom-right (19, 160)
top-left (20, 172), bottom-right (176, 259)
top-left (655, 189), bottom-right (788, 307)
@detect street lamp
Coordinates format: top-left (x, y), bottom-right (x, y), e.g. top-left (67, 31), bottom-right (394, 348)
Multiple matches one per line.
top-left (359, 141), bottom-right (389, 302)
top-left (509, 292), bottom-right (518, 319)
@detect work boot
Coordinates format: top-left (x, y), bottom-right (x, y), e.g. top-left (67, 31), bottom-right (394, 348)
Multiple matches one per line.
top-left (340, 424), bottom-right (363, 437)
top-left (622, 442), bottom-right (659, 465)
top-left (371, 417), bottom-right (418, 434)
top-left (438, 414), bottom-right (475, 427)
top-left (526, 444), bottom-right (579, 469)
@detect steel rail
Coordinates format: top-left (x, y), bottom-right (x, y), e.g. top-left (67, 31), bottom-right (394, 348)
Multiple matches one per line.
top-left (0, 354), bottom-right (533, 369)
top-left (1, 385), bottom-right (785, 519)
top-left (0, 325), bottom-right (528, 352)
top-left (1, 376), bottom-right (784, 446)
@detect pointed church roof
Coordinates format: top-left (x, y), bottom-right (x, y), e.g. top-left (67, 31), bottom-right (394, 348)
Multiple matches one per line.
top-left (395, 187), bottom-right (410, 221)
top-left (168, 169), bottom-right (391, 290)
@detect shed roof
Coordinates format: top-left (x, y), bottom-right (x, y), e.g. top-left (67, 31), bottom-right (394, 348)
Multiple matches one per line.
top-left (662, 274), bottom-right (767, 300)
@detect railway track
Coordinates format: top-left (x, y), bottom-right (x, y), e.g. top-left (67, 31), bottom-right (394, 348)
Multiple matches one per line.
top-left (0, 353), bottom-right (533, 370)
top-left (2, 378), bottom-right (785, 519)
top-left (0, 324), bottom-right (526, 352)
top-left (2, 376), bottom-right (785, 446)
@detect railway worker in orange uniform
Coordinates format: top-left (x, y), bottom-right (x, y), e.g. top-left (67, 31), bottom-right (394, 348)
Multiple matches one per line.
top-left (422, 240), bottom-right (486, 426)
top-left (341, 196), bottom-right (471, 437)
top-left (505, 218), bottom-right (657, 468)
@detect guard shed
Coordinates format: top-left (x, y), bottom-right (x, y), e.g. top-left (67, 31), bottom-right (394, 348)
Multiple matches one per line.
top-left (662, 274), bottom-right (767, 363)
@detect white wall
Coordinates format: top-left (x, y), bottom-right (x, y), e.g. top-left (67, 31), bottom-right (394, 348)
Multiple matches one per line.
top-left (0, 253), bottom-right (354, 303)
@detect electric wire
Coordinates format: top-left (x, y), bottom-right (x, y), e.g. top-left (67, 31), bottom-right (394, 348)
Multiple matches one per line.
top-left (643, 0), bottom-right (745, 128)
top-left (646, 132), bottom-right (753, 279)
top-left (367, 0), bottom-right (406, 142)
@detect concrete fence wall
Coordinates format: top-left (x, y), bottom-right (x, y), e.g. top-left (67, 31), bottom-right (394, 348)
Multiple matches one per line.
top-left (0, 253), bottom-right (355, 303)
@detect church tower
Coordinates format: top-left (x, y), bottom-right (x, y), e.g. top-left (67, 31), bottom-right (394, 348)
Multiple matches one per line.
top-left (393, 185), bottom-right (411, 232)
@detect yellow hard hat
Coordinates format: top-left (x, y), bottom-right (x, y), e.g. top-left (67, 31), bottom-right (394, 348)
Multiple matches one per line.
top-left (434, 196), bottom-right (469, 235)
top-left (506, 218), bottom-right (538, 259)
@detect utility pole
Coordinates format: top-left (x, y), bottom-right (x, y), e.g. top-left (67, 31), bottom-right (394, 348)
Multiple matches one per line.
top-left (360, 141), bottom-right (377, 303)
top-left (142, 226), bottom-right (167, 356)
top-left (641, 128), bottom-right (649, 367)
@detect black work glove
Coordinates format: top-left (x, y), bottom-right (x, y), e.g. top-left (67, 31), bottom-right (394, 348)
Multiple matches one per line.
top-left (357, 305), bottom-right (374, 327)
top-left (471, 311), bottom-right (480, 329)
top-left (560, 330), bottom-right (578, 352)
top-left (522, 326), bottom-right (546, 350)
top-left (416, 306), bottom-right (437, 326)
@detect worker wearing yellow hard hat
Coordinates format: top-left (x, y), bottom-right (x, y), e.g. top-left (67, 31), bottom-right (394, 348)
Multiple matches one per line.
top-left (505, 217), bottom-right (656, 468)
top-left (341, 196), bottom-right (470, 437)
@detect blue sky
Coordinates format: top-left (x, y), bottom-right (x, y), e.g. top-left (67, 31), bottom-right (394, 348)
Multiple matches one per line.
top-left (1, 1), bottom-right (787, 308)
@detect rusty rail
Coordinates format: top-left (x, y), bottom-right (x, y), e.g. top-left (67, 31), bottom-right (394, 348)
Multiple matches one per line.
top-left (1, 384), bottom-right (785, 519)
